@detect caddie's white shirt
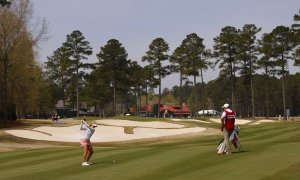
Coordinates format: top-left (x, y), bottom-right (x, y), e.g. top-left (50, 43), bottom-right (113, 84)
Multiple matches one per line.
top-left (221, 109), bottom-right (233, 119)
top-left (80, 121), bottom-right (95, 140)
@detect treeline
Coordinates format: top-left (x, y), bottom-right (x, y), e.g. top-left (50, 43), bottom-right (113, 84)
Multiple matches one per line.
top-left (43, 10), bottom-right (300, 119)
top-left (1, 1), bottom-right (300, 127)
top-left (0, 0), bottom-right (47, 127)
top-left (168, 74), bottom-right (300, 117)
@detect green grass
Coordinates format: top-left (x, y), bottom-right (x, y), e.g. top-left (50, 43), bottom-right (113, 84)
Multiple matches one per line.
top-left (0, 122), bottom-right (300, 180)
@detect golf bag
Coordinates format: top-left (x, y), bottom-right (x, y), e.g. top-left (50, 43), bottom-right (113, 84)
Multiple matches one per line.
top-left (217, 125), bottom-right (243, 154)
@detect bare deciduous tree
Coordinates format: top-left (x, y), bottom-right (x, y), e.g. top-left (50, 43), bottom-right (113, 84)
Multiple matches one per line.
top-left (0, 0), bottom-right (47, 126)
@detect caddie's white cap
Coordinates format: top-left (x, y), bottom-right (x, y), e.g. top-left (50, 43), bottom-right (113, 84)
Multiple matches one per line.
top-left (92, 124), bottom-right (98, 127)
top-left (222, 103), bottom-right (230, 108)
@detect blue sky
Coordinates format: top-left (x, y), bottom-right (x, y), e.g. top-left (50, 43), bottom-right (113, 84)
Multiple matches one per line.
top-left (31, 0), bottom-right (300, 89)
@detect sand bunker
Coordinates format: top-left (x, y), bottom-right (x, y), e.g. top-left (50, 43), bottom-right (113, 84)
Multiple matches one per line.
top-left (97, 120), bottom-right (184, 128)
top-left (210, 118), bottom-right (251, 124)
top-left (249, 119), bottom-right (277, 125)
top-left (170, 119), bottom-right (210, 123)
top-left (210, 118), bottom-right (278, 125)
top-left (257, 119), bottom-right (276, 123)
top-left (5, 120), bottom-right (206, 143)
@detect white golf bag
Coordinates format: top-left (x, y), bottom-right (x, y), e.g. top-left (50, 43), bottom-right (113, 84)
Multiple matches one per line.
top-left (217, 125), bottom-right (243, 154)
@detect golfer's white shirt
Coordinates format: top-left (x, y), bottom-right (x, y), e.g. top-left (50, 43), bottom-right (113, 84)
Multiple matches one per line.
top-left (80, 121), bottom-right (95, 140)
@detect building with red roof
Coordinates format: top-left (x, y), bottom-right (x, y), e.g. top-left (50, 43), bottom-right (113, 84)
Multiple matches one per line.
top-left (140, 104), bottom-right (191, 118)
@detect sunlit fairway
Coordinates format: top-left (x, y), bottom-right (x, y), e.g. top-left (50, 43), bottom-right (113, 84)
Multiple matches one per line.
top-left (0, 121), bottom-right (300, 180)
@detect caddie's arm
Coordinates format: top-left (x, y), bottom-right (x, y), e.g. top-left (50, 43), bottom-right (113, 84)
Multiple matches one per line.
top-left (221, 117), bottom-right (225, 131)
top-left (220, 111), bottom-right (226, 131)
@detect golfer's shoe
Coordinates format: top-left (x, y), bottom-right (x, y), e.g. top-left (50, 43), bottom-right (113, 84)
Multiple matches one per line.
top-left (82, 162), bottom-right (90, 166)
top-left (87, 162), bottom-right (93, 165)
top-left (226, 150), bottom-right (232, 155)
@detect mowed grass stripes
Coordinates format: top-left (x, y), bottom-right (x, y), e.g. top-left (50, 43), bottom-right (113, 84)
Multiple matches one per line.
top-left (0, 122), bottom-right (300, 180)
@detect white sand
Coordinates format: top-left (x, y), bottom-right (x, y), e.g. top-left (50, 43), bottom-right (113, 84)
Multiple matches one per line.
top-left (257, 119), bottom-right (276, 123)
top-left (210, 118), bottom-right (251, 125)
top-left (5, 120), bottom-right (206, 142)
top-left (248, 119), bottom-right (276, 125)
top-left (210, 118), bottom-right (278, 125)
top-left (171, 119), bottom-right (210, 123)
top-left (97, 120), bottom-right (185, 128)
top-left (6, 119), bottom-right (275, 143)
top-left (249, 122), bottom-right (261, 125)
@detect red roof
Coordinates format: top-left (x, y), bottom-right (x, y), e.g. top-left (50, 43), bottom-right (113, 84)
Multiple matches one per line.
top-left (140, 104), bottom-right (191, 114)
top-left (160, 105), bottom-right (191, 114)
top-left (140, 105), bottom-right (152, 113)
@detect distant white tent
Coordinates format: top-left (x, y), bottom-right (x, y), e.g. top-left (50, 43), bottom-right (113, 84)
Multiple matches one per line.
top-left (198, 109), bottom-right (220, 116)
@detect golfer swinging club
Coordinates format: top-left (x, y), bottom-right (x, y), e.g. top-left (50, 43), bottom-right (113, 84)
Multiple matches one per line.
top-left (80, 118), bottom-right (97, 166)
top-left (220, 103), bottom-right (236, 155)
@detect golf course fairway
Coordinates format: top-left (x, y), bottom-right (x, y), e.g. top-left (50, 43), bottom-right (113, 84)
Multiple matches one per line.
top-left (0, 122), bottom-right (299, 180)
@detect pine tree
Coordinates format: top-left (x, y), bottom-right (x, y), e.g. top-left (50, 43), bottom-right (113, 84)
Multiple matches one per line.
top-left (292, 9), bottom-right (300, 68)
top-left (170, 44), bottom-right (188, 118)
top-left (82, 66), bottom-right (112, 117)
top-left (96, 39), bottom-right (130, 116)
top-left (213, 26), bottom-right (239, 110)
top-left (62, 30), bottom-right (93, 116)
top-left (269, 26), bottom-right (294, 119)
top-left (182, 33), bottom-right (212, 116)
top-left (142, 38), bottom-right (171, 118)
top-left (258, 33), bottom-right (276, 117)
top-left (45, 47), bottom-right (72, 110)
top-left (236, 24), bottom-right (261, 117)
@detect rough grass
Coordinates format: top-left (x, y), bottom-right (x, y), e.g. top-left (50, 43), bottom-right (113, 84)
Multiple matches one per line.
top-left (0, 121), bottom-right (300, 180)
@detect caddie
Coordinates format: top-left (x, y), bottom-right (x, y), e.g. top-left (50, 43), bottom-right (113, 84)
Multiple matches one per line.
top-left (220, 103), bottom-right (236, 155)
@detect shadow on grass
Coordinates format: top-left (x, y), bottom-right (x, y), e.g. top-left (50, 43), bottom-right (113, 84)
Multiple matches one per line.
top-left (93, 160), bottom-right (118, 164)
top-left (232, 150), bottom-right (249, 154)
top-left (217, 150), bottom-right (249, 156)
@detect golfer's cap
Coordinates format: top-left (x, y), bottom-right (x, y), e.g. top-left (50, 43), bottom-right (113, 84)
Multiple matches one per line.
top-left (92, 124), bottom-right (98, 127)
top-left (222, 103), bottom-right (230, 108)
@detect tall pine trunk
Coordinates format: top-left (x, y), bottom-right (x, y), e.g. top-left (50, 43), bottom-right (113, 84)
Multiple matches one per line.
top-left (250, 59), bottom-right (255, 118)
top-left (194, 75), bottom-right (198, 117)
top-left (265, 84), bottom-right (270, 118)
top-left (158, 74), bottom-right (161, 118)
top-left (200, 68), bottom-right (205, 116)
top-left (230, 57), bottom-right (236, 111)
top-left (145, 84), bottom-right (148, 117)
top-left (76, 63), bottom-right (79, 117)
top-left (250, 78), bottom-right (255, 117)
top-left (99, 103), bottom-right (102, 117)
top-left (230, 64), bottom-right (235, 111)
top-left (281, 67), bottom-right (287, 120)
top-left (139, 90), bottom-right (142, 116)
top-left (113, 80), bottom-right (116, 116)
top-left (180, 72), bottom-right (183, 118)
top-left (264, 66), bottom-right (270, 118)
top-left (281, 54), bottom-right (287, 120)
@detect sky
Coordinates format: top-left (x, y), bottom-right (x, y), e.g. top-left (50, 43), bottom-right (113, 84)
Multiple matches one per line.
top-left (31, 0), bottom-right (300, 90)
